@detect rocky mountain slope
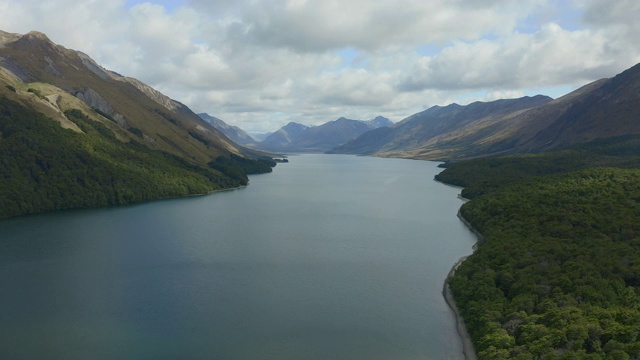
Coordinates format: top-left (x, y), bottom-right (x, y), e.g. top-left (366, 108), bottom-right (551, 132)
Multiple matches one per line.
top-left (199, 112), bottom-right (256, 146)
top-left (257, 116), bottom-right (392, 153)
top-left (332, 63), bottom-right (640, 160)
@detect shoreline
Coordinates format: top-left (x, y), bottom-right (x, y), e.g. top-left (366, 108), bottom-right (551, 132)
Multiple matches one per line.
top-left (457, 210), bottom-right (484, 249)
top-left (444, 255), bottom-right (477, 360)
top-left (0, 184), bottom-right (249, 222)
top-left (443, 210), bottom-right (482, 360)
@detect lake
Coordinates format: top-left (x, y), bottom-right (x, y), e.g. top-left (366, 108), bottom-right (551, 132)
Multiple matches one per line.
top-left (0, 154), bottom-right (476, 359)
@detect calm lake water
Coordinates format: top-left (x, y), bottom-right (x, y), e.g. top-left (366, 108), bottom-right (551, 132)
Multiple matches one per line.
top-left (0, 154), bottom-right (476, 360)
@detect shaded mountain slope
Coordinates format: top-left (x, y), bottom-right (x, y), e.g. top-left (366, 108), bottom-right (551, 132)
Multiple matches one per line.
top-left (520, 63), bottom-right (640, 151)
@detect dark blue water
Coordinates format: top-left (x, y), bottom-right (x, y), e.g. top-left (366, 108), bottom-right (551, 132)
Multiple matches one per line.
top-left (0, 154), bottom-right (475, 359)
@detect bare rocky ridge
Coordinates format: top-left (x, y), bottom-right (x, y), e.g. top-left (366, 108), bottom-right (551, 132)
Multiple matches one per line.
top-left (116, 75), bottom-right (186, 114)
top-left (72, 87), bottom-right (128, 127)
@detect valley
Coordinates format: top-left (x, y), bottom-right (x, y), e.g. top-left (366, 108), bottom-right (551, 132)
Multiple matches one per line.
top-left (2, 24), bottom-right (640, 360)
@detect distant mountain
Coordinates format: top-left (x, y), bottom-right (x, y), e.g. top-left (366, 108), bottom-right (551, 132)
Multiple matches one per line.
top-left (250, 132), bottom-right (272, 142)
top-left (198, 113), bottom-right (256, 146)
top-left (331, 63), bottom-right (640, 160)
top-left (258, 122), bottom-right (310, 151)
top-left (366, 115), bottom-right (394, 128)
top-left (330, 96), bottom-right (552, 158)
top-left (0, 29), bottom-right (274, 219)
top-left (256, 116), bottom-right (392, 153)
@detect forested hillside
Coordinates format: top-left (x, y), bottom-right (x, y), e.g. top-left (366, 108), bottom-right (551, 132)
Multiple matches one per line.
top-left (436, 137), bottom-right (640, 359)
top-left (0, 96), bottom-right (273, 219)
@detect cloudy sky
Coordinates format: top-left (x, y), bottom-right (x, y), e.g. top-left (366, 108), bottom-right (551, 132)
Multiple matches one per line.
top-left (1, 0), bottom-right (640, 133)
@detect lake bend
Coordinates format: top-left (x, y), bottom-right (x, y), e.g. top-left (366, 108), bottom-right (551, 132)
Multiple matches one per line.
top-left (0, 154), bottom-right (477, 359)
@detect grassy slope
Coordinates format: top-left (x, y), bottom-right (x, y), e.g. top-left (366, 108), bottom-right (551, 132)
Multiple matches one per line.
top-left (436, 136), bottom-right (640, 359)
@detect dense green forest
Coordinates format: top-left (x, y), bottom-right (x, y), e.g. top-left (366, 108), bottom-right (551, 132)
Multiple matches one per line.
top-left (0, 96), bottom-right (273, 219)
top-left (436, 137), bottom-right (640, 359)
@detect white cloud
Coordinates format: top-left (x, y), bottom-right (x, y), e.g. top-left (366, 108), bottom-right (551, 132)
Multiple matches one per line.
top-left (398, 21), bottom-right (636, 92)
top-left (218, 0), bottom-right (539, 52)
top-left (1, 0), bottom-right (639, 133)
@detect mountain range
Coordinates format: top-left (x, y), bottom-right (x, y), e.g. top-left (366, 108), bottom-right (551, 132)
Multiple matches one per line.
top-left (331, 64), bottom-right (640, 160)
top-left (224, 61), bottom-right (640, 160)
top-left (256, 116), bottom-right (393, 153)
